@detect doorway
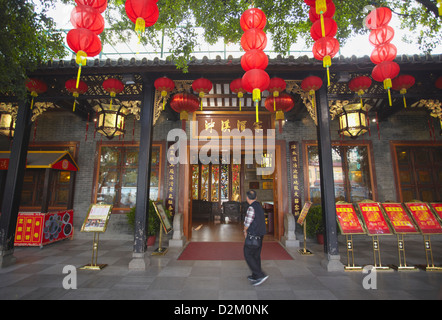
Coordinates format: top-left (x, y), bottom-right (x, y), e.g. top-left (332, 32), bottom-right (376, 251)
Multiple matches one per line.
top-left (189, 153), bottom-right (276, 242)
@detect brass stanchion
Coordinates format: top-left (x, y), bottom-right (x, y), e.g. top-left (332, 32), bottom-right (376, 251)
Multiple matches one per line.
top-left (421, 235), bottom-right (442, 271)
top-left (371, 235), bottom-right (392, 271)
top-left (344, 235), bottom-right (362, 271)
top-left (298, 221), bottom-right (313, 255)
top-left (152, 226), bottom-right (168, 256)
top-left (80, 232), bottom-right (107, 270)
top-left (393, 234), bottom-right (418, 271)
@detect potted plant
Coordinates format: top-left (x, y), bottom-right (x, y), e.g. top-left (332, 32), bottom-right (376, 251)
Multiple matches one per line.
top-left (126, 200), bottom-right (161, 247)
top-left (305, 205), bottom-right (325, 244)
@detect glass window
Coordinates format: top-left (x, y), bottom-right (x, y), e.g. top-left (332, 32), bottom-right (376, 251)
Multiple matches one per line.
top-left (96, 144), bottom-right (162, 209)
top-left (305, 142), bottom-right (375, 204)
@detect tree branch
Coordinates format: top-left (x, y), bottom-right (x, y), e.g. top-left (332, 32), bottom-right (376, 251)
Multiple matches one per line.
top-left (414, 0), bottom-right (440, 17)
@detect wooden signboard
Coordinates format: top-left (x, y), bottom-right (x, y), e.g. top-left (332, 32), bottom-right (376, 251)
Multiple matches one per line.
top-left (335, 203), bottom-right (366, 235)
top-left (296, 201), bottom-right (312, 226)
top-left (357, 202), bottom-right (392, 235)
top-left (81, 204), bottom-right (113, 233)
top-left (381, 203), bottom-right (418, 234)
top-left (405, 202), bottom-right (442, 234)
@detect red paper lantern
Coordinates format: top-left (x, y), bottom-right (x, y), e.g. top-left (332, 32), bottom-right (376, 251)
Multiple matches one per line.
top-left (309, 1), bottom-right (335, 22)
top-left (312, 37), bottom-right (339, 85)
top-left (230, 78), bottom-right (247, 111)
top-left (392, 74), bottom-right (415, 108)
top-left (368, 25), bottom-right (395, 46)
top-left (66, 79), bottom-right (88, 111)
top-left (268, 77), bottom-right (287, 111)
top-left (348, 76), bottom-right (372, 95)
top-left (170, 93), bottom-right (200, 130)
top-left (348, 76), bottom-right (372, 107)
top-left (240, 7), bottom-right (266, 31)
top-left (125, 0), bottom-right (159, 38)
top-left (241, 28), bottom-right (267, 51)
top-left (26, 78), bottom-right (47, 109)
top-left (301, 76), bottom-right (323, 109)
top-left (192, 78), bottom-right (212, 111)
top-left (264, 93), bottom-right (294, 133)
top-left (372, 61), bottom-right (400, 106)
top-left (304, 0), bottom-right (332, 6)
top-left (154, 76), bottom-right (175, 110)
top-left (103, 78), bottom-right (124, 108)
top-left (310, 18), bottom-right (337, 41)
top-left (70, 4), bottom-right (105, 35)
top-left (370, 43), bottom-right (397, 64)
top-left (242, 69), bottom-right (270, 122)
top-left (365, 7), bottom-right (392, 30)
top-left (75, 0), bottom-right (108, 13)
top-left (241, 49), bottom-right (268, 71)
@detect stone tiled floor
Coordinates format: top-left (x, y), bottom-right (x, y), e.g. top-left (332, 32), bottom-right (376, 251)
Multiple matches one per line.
top-left (0, 234), bottom-right (441, 300)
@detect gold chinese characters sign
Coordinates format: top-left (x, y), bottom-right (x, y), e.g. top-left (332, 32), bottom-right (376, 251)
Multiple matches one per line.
top-left (289, 142), bottom-right (301, 216)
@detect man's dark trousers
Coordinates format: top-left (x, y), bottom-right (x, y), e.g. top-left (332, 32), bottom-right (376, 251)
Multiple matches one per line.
top-left (244, 236), bottom-right (265, 279)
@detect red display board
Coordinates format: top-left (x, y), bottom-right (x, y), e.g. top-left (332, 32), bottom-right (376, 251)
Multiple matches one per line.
top-left (336, 203), bottom-right (366, 235)
top-left (15, 210), bottom-right (74, 246)
top-left (405, 202), bottom-right (442, 235)
top-left (357, 202), bottom-right (392, 235)
top-left (381, 203), bottom-right (418, 234)
top-left (430, 203), bottom-right (442, 221)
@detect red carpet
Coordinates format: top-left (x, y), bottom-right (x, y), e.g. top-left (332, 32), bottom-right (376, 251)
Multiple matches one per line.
top-left (178, 241), bottom-right (293, 260)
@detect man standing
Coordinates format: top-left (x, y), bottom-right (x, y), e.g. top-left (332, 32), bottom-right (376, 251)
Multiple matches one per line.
top-left (243, 190), bottom-right (268, 286)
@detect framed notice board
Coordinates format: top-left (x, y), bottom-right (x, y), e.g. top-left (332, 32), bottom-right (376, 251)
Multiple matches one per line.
top-left (153, 201), bottom-right (172, 234)
top-left (405, 202), bottom-right (442, 235)
top-left (81, 204), bottom-right (113, 233)
top-left (335, 203), bottom-right (366, 235)
top-left (357, 202), bottom-right (392, 235)
top-left (381, 203), bottom-right (418, 234)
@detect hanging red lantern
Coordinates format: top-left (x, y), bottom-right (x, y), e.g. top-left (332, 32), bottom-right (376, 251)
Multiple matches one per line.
top-left (392, 75), bottom-right (415, 108)
top-left (25, 78), bottom-right (47, 110)
top-left (370, 43), bottom-right (397, 64)
top-left (304, 0), bottom-right (333, 6)
top-left (310, 17), bottom-right (337, 41)
top-left (66, 28), bottom-right (102, 88)
top-left (102, 78), bottom-right (124, 108)
top-left (154, 76), bottom-right (175, 110)
top-left (70, 5), bottom-right (105, 35)
top-left (241, 49), bottom-right (268, 71)
top-left (365, 7), bottom-right (392, 30)
top-left (368, 25), bottom-right (395, 46)
top-left (264, 93), bottom-right (294, 133)
top-left (170, 93), bottom-right (200, 130)
top-left (348, 76), bottom-right (372, 107)
top-left (125, 0), bottom-right (159, 41)
top-left (268, 77), bottom-right (287, 111)
top-left (240, 7), bottom-right (266, 31)
top-left (192, 78), bottom-right (212, 111)
top-left (312, 36), bottom-right (340, 86)
top-left (75, 0), bottom-right (108, 13)
top-left (65, 79), bottom-right (88, 112)
top-left (242, 69), bottom-right (270, 123)
top-left (309, 1), bottom-right (335, 22)
top-left (301, 76), bottom-right (323, 110)
top-left (241, 28), bottom-right (267, 51)
top-left (372, 61), bottom-right (400, 106)
top-left (230, 78), bottom-right (247, 111)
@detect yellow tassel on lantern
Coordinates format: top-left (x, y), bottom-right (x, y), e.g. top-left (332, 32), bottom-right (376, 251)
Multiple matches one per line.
top-left (30, 91), bottom-right (38, 110)
top-left (438, 0), bottom-right (442, 16)
top-left (73, 92), bottom-right (79, 112)
top-left (357, 89), bottom-right (365, 108)
top-left (238, 92), bottom-right (243, 111)
top-left (199, 91), bottom-right (205, 111)
top-left (75, 50), bottom-right (87, 89)
top-left (309, 89), bottom-right (316, 109)
top-left (316, 0), bottom-right (327, 37)
top-left (400, 88), bottom-right (407, 108)
top-left (161, 90), bottom-right (167, 110)
top-left (109, 92), bottom-right (116, 109)
top-left (383, 78), bottom-right (393, 106)
top-left (253, 88), bottom-right (261, 123)
top-left (323, 55), bottom-right (332, 86)
top-left (180, 110), bottom-right (188, 121)
top-left (273, 91), bottom-right (279, 111)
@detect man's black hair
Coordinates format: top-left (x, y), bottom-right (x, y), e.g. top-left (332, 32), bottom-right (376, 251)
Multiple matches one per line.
top-left (247, 190), bottom-right (257, 200)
